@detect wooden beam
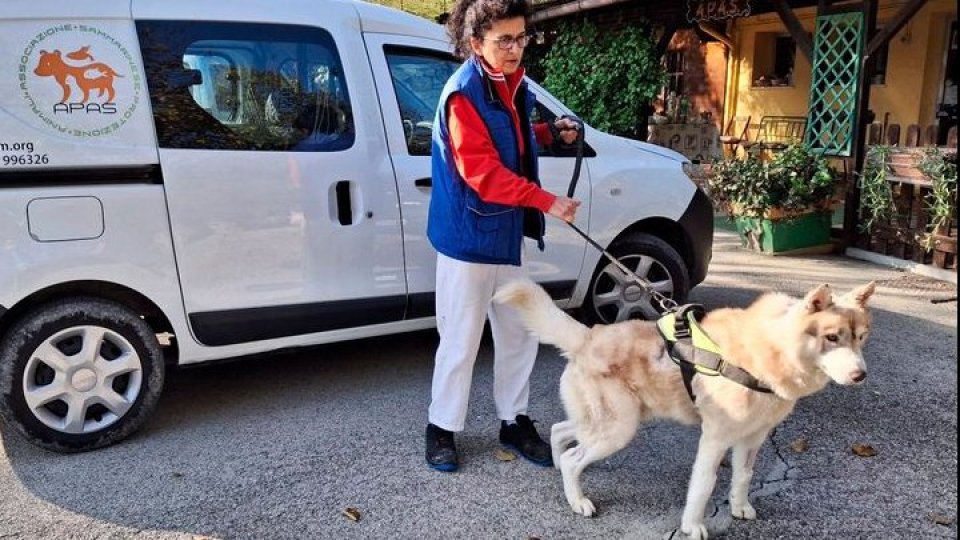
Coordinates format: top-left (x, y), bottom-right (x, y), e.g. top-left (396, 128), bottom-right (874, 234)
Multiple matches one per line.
top-left (842, 0), bottom-right (879, 248)
top-left (866, 0), bottom-right (928, 56)
top-left (697, 21), bottom-right (735, 49)
top-left (771, 0), bottom-right (814, 62)
top-left (530, 0), bottom-right (633, 24)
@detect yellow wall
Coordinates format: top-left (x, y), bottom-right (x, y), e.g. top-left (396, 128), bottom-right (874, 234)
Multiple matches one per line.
top-left (725, 0), bottom-right (957, 140)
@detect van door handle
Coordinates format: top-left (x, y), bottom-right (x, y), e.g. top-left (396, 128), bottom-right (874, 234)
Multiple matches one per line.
top-left (335, 180), bottom-right (354, 225)
top-left (414, 177), bottom-right (432, 188)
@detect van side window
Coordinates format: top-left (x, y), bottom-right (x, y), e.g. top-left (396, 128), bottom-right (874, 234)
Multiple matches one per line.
top-left (136, 21), bottom-right (354, 152)
top-left (384, 47), bottom-right (460, 156)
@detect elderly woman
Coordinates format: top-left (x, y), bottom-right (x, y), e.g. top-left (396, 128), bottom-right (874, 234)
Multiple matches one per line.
top-left (425, 0), bottom-right (581, 472)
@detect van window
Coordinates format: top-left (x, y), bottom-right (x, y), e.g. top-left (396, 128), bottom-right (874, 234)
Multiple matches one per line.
top-left (384, 48), bottom-right (459, 156)
top-left (137, 21), bottom-right (353, 152)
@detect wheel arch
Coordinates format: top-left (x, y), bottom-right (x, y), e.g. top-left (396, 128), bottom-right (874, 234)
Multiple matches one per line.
top-left (0, 281), bottom-right (178, 364)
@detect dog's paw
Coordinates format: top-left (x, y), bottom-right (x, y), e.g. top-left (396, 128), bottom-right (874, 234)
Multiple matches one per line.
top-left (730, 501), bottom-right (757, 520)
top-left (567, 496), bottom-right (596, 517)
top-left (680, 522), bottom-right (708, 539)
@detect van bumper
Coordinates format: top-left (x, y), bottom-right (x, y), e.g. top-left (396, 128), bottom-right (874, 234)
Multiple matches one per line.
top-left (679, 187), bottom-right (714, 286)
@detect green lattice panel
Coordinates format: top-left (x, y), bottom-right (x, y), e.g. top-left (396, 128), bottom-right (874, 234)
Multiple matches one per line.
top-left (804, 11), bottom-right (865, 157)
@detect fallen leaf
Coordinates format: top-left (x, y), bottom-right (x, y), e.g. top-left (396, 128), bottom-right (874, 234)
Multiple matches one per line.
top-left (851, 443), bottom-right (877, 457)
top-left (495, 448), bottom-right (517, 461)
top-left (193, 536), bottom-right (217, 540)
top-left (930, 513), bottom-right (954, 526)
top-left (342, 507), bottom-right (361, 522)
top-left (791, 438), bottom-right (809, 453)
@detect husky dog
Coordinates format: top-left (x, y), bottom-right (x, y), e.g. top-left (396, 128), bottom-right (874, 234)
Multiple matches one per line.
top-left (494, 280), bottom-right (875, 539)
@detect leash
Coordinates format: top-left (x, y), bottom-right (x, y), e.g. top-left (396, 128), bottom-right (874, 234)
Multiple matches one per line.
top-left (560, 119), bottom-right (769, 400)
top-left (562, 117), bottom-right (678, 313)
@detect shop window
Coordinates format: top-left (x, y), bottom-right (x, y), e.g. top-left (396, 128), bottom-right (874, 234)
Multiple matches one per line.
top-left (753, 33), bottom-right (796, 87)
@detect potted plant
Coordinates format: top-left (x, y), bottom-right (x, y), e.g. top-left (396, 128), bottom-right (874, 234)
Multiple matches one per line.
top-left (708, 144), bottom-right (838, 253)
top-left (917, 147), bottom-right (958, 254)
top-left (857, 145), bottom-right (898, 235)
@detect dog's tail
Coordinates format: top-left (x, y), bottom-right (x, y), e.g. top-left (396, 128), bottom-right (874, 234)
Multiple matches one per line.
top-left (493, 279), bottom-right (588, 358)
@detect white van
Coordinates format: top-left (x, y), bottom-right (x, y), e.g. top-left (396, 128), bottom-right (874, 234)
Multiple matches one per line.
top-left (0, 0), bottom-right (713, 452)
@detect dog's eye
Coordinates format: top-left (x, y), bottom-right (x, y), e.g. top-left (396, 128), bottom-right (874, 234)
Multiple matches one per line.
top-left (825, 333), bottom-right (840, 343)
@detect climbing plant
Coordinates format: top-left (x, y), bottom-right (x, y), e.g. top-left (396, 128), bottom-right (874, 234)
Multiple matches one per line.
top-left (537, 20), bottom-right (665, 139)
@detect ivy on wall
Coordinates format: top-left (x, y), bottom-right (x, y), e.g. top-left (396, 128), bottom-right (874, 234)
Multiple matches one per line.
top-left (535, 20), bottom-right (666, 139)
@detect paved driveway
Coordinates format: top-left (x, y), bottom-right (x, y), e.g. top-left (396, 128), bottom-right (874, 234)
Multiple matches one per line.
top-left (1, 231), bottom-right (957, 539)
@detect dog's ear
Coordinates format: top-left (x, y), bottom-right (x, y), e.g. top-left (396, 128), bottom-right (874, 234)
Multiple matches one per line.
top-left (803, 284), bottom-right (833, 313)
top-left (842, 281), bottom-right (876, 308)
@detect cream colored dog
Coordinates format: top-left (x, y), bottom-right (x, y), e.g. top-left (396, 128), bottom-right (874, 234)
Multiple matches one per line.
top-left (494, 279), bottom-right (875, 539)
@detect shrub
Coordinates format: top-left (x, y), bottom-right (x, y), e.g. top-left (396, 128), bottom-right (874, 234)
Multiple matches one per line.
top-left (537, 20), bottom-right (665, 139)
top-left (708, 144), bottom-right (837, 218)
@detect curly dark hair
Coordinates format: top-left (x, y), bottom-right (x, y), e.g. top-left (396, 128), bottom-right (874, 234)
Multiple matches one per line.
top-left (446, 0), bottom-right (530, 59)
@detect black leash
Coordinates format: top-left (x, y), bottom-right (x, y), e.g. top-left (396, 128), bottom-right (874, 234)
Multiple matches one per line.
top-left (561, 119), bottom-right (771, 400)
top-left (562, 117), bottom-right (678, 313)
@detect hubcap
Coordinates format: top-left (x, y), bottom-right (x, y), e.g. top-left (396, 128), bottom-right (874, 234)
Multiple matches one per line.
top-left (590, 254), bottom-right (675, 323)
top-left (70, 369), bottom-right (97, 392)
top-left (23, 326), bottom-right (143, 435)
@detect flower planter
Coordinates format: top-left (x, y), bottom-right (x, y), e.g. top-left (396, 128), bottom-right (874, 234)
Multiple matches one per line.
top-left (887, 148), bottom-right (932, 185)
top-left (734, 211), bottom-right (833, 254)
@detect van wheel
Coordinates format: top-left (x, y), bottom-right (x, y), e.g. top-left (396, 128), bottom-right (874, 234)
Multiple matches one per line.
top-left (0, 298), bottom-right (164, 452)
top-left (581, 233), bottom-right (690, 325)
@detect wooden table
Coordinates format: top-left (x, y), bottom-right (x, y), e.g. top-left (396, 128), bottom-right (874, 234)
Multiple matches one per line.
top-left (647, 123), bottom-right (722, 162)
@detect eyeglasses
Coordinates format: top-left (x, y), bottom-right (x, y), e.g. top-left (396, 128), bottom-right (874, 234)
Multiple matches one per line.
top-left (484, 33), bottom-right (531, 50)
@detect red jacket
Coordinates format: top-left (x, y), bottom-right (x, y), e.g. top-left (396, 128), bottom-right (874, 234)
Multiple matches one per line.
top-left (446, 60), bottom-right (556, 213)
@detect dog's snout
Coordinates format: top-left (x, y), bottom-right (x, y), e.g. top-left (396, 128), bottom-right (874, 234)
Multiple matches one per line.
top-left (851, 370), bottom-right (867, 383)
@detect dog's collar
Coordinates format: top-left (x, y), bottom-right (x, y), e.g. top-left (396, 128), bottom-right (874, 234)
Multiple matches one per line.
top-left (656, 304), bottom-right (774, 401)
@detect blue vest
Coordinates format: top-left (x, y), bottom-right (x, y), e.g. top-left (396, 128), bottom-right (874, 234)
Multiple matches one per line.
top-left (427, 56), bottom-right (545, 266)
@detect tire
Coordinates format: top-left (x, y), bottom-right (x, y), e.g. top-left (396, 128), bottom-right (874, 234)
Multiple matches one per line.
top-left (0, 297), bottom-right (164, 452)
top-left (581, 233), bottom-right (690, 325)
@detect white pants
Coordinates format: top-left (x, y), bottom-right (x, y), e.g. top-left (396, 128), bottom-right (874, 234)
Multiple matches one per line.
top-left (428, 252), bottom-right (540, 432)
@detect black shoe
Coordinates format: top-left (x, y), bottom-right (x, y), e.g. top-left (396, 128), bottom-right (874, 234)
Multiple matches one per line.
top-left (499, 415), bottom-right (553, 467)
top-left (425, 423), bottom-right (458, 472)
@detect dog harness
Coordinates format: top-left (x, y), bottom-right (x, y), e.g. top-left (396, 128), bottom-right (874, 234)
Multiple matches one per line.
top-left (656, 304), bottom-right (773, 402)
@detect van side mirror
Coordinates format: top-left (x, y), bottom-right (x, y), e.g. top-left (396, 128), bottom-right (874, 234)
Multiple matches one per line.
top-left (167, 69), bottom-right (203, 89)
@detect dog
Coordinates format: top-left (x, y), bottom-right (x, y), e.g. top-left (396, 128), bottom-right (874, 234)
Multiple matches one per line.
top-left (494, 279), bottom-right (875, 539)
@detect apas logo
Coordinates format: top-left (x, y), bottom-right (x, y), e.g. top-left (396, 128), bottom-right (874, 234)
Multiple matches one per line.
top-left (19, 24), bottom-right (143, 138)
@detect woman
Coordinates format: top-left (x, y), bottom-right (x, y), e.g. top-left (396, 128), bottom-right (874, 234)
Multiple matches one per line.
top-left (425, 0), bottom-right (581, 472)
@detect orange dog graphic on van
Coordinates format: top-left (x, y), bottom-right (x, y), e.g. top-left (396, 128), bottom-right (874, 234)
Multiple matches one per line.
top-left (33, 47), bottom-right (122, 104)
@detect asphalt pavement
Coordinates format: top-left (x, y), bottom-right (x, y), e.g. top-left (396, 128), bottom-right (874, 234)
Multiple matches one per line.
top-left (1, 229), bottom-right (957, 540)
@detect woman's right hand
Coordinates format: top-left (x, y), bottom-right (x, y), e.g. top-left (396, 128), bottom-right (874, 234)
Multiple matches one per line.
top-left (547, 196), bottom-right (581, 222)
